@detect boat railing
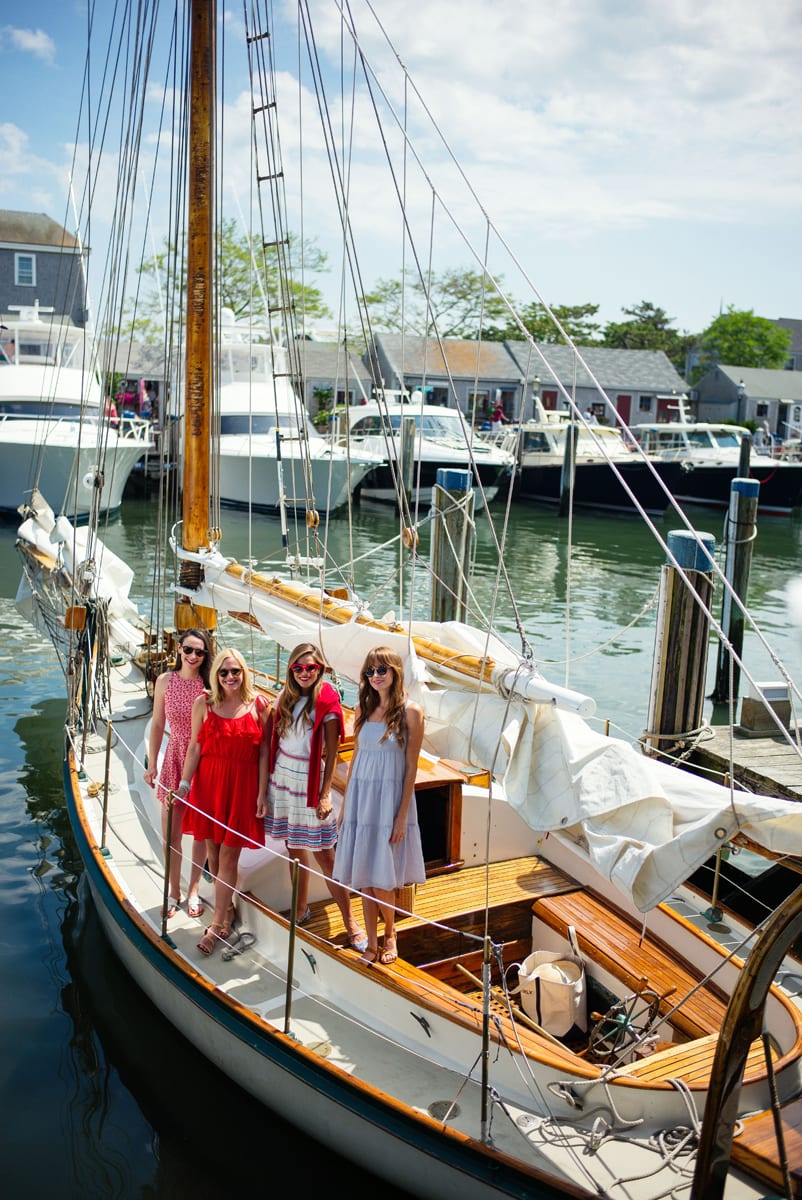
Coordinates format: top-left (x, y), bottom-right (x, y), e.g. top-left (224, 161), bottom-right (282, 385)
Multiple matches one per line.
top-left (0, 410), bottom-right (154, 445)
top-left (118, 415), bottom-right (154, 442)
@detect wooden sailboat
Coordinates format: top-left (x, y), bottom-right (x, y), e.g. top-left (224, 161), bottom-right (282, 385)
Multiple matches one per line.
top-left (15, 3), bottom-right (802, 1198)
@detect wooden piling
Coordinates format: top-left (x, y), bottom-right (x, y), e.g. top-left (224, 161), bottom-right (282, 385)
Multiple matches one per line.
top-left (558, 423), bottom-right (578, 517)
top-left (401, 415), bottom-right (416, 504)
top-left (643, 530), bottom-right (716, 761)
top-left (710, 478), bottom-right (759, 705)
top-left (430, 469), bottom-right (475, 623)
top-left (738, 432), bottom-right (752, 478)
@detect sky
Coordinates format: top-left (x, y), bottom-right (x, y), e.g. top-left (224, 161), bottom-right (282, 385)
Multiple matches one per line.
top-left (1, 0), bottom-right (801, 339)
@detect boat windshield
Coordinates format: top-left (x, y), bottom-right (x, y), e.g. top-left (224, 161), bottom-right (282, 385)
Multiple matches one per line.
top-left (522, 430), bottom-right (551, 453)
top-left (709, 428), bottom-right (742, 449)
top-left (386, 412), bottom-right (466, 438)
top-left (686, 429), bottom-right (716, 449)
top-left (220, 411), bottom-right (317, 438)
top-left (0, 401), bottom-right (87, 418)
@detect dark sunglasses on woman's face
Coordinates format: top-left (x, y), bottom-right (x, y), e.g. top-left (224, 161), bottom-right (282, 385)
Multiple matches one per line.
top-left (181, 646), bottom-right (206, 658)
top-left (364, 665), bottom-right (389, 678)
top-left (218, 667), bottom-right (242, 679)
top-left (291, 662), bottom-right (321, 674)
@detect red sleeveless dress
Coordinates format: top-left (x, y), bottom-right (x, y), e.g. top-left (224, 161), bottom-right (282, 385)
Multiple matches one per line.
top-left (186, 700), bottom-right (266, 849)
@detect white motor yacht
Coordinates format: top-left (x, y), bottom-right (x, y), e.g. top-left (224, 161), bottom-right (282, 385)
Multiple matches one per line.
top-left (216, 330), bottom-right (383, 513)
top-left (0, 314), bottom-right (152, 519)
top-left (341, 391), bottom-right (515, 506)
top-left (631, 412), bottom-right (802, 514)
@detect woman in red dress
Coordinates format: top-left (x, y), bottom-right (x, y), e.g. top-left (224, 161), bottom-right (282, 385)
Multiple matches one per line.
top-left (179, 647), bottom-right (268, 955)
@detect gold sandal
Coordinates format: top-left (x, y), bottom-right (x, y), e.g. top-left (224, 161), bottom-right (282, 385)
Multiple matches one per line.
top-left (197, 923), bottom-right (223, 955)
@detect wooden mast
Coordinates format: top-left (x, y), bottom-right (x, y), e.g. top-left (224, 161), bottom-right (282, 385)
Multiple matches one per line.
top-left (177, 0), bottom-right (215, 627)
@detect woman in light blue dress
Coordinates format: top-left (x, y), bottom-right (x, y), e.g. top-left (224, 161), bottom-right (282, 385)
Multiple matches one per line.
top-left (333, 646), bottom-right (425, 964)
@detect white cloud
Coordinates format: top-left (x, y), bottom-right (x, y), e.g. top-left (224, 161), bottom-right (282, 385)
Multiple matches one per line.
top-left (3, 26), bottom-right (56, 64)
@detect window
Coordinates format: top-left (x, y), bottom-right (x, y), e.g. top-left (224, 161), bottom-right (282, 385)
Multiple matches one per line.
top-left (638, 395), bottom-right (652, 412)
top-left (15, 253), bottom-right (36, 287)
top-left (756, 403), bottom-right (769, 418)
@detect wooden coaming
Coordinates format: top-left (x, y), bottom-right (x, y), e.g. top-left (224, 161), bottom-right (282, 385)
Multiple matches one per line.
top-left (532, 887), bottom-right (730, 1041)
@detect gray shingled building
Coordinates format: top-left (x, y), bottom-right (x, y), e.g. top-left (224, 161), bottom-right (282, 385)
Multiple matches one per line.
top-left (370, 333), bottom-right (688, 426)
top-left (0, 210), bottom-right (87, 327)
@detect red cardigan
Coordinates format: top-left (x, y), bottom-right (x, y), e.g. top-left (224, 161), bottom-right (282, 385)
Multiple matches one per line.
top-left (267, 681), bottom-right (344, 808)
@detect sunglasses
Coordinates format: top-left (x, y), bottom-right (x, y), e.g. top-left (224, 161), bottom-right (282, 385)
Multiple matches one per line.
top-left (218, 667), bottom-right (242, 679)
top-left (181, 646), bottom-right (206, 658)
top-left (291, 662), bottom-right (322, 674)
top-left (364, 665), bottom-right (389, 678)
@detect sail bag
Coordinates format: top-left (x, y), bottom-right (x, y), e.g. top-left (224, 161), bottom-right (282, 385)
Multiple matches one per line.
top-left (512, 926), bottom-right (587, 1038)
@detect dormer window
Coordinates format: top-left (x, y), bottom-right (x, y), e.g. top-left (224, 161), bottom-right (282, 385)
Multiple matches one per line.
top-left (15, 253), bottom-right (36, 287)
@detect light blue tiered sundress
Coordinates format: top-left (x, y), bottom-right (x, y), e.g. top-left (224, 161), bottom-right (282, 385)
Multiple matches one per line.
top-left (333, 718), bottom-right (426, 892)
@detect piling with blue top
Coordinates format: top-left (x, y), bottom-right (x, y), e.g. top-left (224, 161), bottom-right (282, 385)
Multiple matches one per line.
top-left (643, 529), bottom-right (716, 761)
top-left (711, 477), bottom-right (760, 706)
top-left (430, 468), bottom-right (474, 623)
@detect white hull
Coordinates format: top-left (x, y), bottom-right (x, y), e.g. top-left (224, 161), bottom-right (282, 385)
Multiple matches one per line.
top-left (217, 435), bottom-right (378, 513)
top-left (0, 417), bottom-right (148, 517)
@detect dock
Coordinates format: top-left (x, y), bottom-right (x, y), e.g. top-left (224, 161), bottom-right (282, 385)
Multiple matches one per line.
top-left (690, 724), bottom-right (802, 802)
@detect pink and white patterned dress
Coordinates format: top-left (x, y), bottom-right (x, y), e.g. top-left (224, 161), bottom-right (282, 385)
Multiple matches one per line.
top-left (157, 673), bottom-right (206, 798)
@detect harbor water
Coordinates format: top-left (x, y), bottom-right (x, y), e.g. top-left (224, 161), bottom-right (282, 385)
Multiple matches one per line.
top-left (3, 495), bottom-right (802, 1198)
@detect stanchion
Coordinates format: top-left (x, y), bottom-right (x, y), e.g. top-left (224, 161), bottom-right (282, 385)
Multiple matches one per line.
top-left (284, 857), bottom-right (301, 1035)
top-left (161, 791), bottom-right (175, 939)
top-left (100, 719), bottom-right (112, 850)
top-left (480, 935), bottom-right (491, 1141)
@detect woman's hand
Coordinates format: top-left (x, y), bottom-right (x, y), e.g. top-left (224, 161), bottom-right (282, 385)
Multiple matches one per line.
top-left (390, 813), bottom-right (407, 844)
top-left (144, 766), bottom-right (157, 787)
top-left (256, 793), bottom-right (266, 820)
top-left (317, 794), bottom-right (333, 820)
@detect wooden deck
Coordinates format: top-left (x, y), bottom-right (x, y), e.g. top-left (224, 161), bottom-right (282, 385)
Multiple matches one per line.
top-left (295, 854), bottom-right (578, 963)
top-left (690, 723), bottom-right (802, 802)
top-left (735, 1095), bottom-right (802, 1197)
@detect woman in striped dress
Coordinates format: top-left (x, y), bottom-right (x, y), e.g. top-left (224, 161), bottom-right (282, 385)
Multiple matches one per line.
top-left (259, 643), bottom-right (367, 952)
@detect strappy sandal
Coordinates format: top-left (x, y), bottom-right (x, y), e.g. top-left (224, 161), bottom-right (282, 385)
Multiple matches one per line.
top-left (359, 946), bottom-right (379, 964)
top-left (187, 895), bottom-right (205, 919)
top-left (198, 923), bottom-right (223, 955)
top-left (219, 903), bottom-right (236, 939)
top-left (164, 895), bottom-right (182, 919)
top-left (380, 936), bottom-right (398, 965)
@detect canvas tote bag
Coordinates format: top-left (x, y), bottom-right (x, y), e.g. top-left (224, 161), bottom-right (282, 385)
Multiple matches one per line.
top-left (511, 926), bottom-right (587, 1038)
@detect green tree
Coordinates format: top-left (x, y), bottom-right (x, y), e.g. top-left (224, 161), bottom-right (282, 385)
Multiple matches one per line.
top-left (115, 218), bottom-right (331, 341)
top-left (690, 307), bottom-right (792, 382)
top-left (601, 301), bottom-right (695, 374)
top-left (484, 301), bottom-right (601, 344)
top-left (361, 267), bottom-right (510, 338)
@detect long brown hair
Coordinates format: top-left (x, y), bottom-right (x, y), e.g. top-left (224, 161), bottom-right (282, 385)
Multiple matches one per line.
top-left (275, 643), bottom-right (328, 736)
top-left (208, 647), bottom-right (255, 706)
top-left (354, 646), bottom-right (406, 745)
top-left (175, 627), bottom-right (213, 687)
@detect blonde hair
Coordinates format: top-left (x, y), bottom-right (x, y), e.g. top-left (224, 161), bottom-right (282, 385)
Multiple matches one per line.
top-left (208, 647), bottom-right (255, 706)
top-left (354, 646), bottom-right (406, 745)
top-left (275, 643), bottom-right (329, 736)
